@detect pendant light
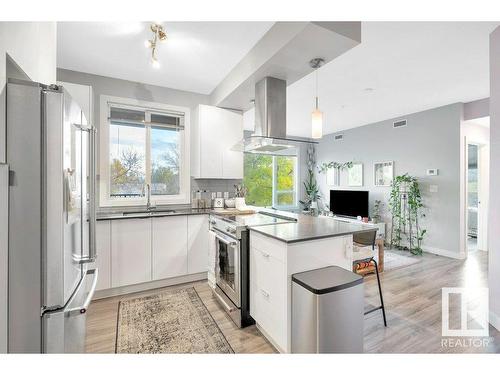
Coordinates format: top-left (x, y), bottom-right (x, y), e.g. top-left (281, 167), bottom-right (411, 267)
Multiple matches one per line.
top-left (145, 23), bottom-right (167, 68)
top-left (310, 58), bottom-right (325, 139)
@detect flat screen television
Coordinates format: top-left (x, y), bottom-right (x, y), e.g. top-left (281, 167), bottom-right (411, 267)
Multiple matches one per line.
top-left (329, 190), bottom-right (369, 218)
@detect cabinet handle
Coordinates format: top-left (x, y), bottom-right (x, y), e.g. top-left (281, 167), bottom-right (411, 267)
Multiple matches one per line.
top-left (261, 251), bottom-right (270, 258)
top-left (260, 289), bottom-right (270, 298)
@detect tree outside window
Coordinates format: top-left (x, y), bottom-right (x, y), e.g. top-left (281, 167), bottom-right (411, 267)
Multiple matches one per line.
top-left (107, 104), bottom-right (184, 202)
top-left (243, 153), bottom-right (297, 208)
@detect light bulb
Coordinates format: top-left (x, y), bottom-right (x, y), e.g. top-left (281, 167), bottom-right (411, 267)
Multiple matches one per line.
top-left (311, 109), bottom-right (323, 139)
top-left (144, 39), bottom-right (152, 48)
top-left (151, 56), bottom-right (160, 69)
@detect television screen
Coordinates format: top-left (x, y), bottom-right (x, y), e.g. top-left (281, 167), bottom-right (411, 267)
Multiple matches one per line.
top-left (330, 190), bottom-right (369, 218)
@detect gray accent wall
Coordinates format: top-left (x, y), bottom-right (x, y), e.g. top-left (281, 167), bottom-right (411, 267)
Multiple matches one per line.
top-left (316, 103), bottom-right (463, 257)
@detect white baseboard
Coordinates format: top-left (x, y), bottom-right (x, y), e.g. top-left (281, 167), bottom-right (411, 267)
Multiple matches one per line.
top-left (93, 272), bottom-right (208, 300)
top-left (422, 246), bottom-right (466, 260)
top-left (490, 310), bottom-right (500, 332)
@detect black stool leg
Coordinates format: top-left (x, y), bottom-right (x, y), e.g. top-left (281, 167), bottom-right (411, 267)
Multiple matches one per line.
top-left (372, 258), bottom-right (387, 327)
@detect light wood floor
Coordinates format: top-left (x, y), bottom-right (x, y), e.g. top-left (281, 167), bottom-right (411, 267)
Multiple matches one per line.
top-left (85, 250), bottom-right (500, 354)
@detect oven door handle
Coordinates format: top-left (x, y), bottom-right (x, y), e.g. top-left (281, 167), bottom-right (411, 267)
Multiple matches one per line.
top-left (214, 232), bottom-right (238, 247)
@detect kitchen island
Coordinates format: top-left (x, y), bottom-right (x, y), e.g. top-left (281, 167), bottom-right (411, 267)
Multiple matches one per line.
top-left (248, 213), bottom-right (377, 353)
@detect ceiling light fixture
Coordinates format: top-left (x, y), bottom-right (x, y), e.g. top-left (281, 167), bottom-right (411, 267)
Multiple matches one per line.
top-left (310, 57), bottom-right (325, 139)
top-left (144, 23), bottom-right (167, 68)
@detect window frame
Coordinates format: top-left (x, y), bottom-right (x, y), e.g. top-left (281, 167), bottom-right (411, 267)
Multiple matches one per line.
top-left (99, 95), bottom-right (190, 207)
top-left (272, 154), bottom-right (299, 210)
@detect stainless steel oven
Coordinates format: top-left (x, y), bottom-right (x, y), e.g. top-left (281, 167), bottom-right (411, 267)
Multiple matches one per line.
top-left (208, 211), bottom-right (296, 328)
top-left (214, 229), bottom-right (241, 308)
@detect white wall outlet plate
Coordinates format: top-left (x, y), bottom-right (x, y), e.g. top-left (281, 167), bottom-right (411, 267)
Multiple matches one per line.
top-left (429, 184), bottom-right (438, 193)
top-left (427, 168), bottom-right (439, 176)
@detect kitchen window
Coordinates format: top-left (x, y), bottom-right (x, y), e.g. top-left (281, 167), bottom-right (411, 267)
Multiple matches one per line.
top-left (243, 153), bottom-right (298, 209)
top-left (99, 96), bottom-right (190, 207)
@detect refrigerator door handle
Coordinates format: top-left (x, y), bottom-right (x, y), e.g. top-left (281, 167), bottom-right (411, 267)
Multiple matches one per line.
top-left (67, 268), bottom-right (98, 316)
top-left (76, 124), bottom-right (97, 264)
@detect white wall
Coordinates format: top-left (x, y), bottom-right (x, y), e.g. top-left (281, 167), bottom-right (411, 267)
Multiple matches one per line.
top-left (488, 26), bottom-right (500, 331)
top-left (0, 21), bottom-right (57, 353)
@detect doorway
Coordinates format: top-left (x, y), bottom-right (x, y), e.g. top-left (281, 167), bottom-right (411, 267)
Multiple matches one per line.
top-left (466, 141), bottom-right (489, 253)
top-left (467, 144), bottom-right (479, 252)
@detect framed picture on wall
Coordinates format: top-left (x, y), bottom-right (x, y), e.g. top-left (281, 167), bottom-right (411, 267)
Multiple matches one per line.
top-left (374, 161), bottom-right (394, 186)
top-left (326, 168), bottom-right (340, 186)
top-left (348, 163), bottom-right (363, 186)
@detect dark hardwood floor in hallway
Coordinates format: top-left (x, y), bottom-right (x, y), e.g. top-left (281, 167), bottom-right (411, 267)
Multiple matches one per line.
top-left (85, 250), bottom-right (499, 353)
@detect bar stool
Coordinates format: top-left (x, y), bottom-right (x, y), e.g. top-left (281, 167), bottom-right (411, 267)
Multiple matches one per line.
top-left (352, 230), bottom-right (387, 327)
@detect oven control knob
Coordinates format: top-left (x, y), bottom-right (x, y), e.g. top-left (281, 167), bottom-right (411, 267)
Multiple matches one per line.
top-left (210, 220), bottom-right (216, 225)
top-left (226, 227), bottom-right (236, 234)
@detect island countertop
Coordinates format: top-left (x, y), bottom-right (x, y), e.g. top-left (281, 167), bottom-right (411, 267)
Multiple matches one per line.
top-left (249, 214), bottom-right (377, 243)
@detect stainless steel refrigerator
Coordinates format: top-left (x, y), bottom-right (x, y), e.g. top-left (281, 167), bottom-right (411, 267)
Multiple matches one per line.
top-left (6, 79), bottom-right (98, 353)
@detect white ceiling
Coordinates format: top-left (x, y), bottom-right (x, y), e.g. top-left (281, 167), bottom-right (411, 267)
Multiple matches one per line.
top-left (58, 22), bottom-right (498, 137)
top-left (57, 22), bottom-right (274, 94)
top-left (286, 22), bottom-right (498, 137)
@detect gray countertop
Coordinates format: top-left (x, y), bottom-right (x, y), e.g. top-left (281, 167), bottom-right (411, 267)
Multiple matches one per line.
top-left (96, 208), bottom-right (212, 221)
top-left (249, 214), bottom-right (378, 243)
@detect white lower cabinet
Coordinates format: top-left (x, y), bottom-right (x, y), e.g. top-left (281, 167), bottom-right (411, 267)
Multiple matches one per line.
top-left (94, 220), bottom-right (111, 291)
top-left (187, 215), bottom-right (209, 274)
top-left (250, 246), bottom-right (287, 351)
top-left (249, 231), bottom-right (354, 353)
top-left (111, 218), bottom-right (152, 287)
top-left (95, 214), bottom-right (209, 292)
top-left (152, 216), bottom-right (188, 280)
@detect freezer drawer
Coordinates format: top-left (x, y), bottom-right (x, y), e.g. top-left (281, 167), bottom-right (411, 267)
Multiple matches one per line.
top-left (42, 268), bottom-right (98, 353)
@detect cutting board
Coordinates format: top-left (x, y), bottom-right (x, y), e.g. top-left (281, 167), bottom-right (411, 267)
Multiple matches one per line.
top-left (211, 208), bottom-right (256, 215)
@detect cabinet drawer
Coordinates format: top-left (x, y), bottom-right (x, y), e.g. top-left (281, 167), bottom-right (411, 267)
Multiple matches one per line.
top-left (250, 246), bottom-right (285, 289)
top-left (250, 232), bottom-right (286, 263)
top-left (250, 281), bottom-right (286, 350)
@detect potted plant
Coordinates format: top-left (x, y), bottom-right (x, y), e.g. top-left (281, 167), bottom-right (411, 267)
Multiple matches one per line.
top-left (234, 184), bottom-right (248, 210)
top-left (299, 168), bottom-right (320, 212)
top-left (389, 174), bottom-right (426, 255)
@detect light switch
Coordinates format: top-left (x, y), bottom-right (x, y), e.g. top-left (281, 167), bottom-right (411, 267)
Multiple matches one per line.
top-left (429, 184), bottom-right (438, 193)
top-left (427, 169), bottom-right (439, 176)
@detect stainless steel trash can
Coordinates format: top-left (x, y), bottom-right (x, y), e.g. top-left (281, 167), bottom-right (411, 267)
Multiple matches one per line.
top-left (291, 266), bottom-right (364, 353)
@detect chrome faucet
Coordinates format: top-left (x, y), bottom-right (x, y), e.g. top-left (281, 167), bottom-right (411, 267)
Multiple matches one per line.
top-left (145, 183), bottom-right (156, 211)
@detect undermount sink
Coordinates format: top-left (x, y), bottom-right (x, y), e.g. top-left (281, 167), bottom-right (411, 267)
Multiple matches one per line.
top-left (122, 209), bottom-right (176, 216)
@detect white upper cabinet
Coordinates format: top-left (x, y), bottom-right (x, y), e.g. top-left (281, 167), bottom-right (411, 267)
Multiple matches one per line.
top-left (191, 105), bottom-right (243, 179)
top-left (57, 81), bottom-right (93, 125)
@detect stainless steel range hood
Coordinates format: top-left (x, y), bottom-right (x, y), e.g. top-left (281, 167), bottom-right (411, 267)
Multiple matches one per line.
top-left (232, 77), bottom-right (317, 156)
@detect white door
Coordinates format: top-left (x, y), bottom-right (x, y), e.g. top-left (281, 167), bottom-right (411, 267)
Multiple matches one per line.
top-left (152, 216), bottom-right (188, 280)
top-left (477, 144), bottom-right (489, 251)
top-left (187, 215), bottom-right (209, 274)
top-left (111, 218), bottom-right (152, 287)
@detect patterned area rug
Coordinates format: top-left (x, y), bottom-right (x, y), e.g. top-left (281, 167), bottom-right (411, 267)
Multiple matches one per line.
top-left (116, 287), bottom-right (233, 353)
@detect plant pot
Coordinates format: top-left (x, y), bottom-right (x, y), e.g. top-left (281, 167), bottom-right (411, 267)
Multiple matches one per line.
top-left (235, 197), bottom-right (246, 210)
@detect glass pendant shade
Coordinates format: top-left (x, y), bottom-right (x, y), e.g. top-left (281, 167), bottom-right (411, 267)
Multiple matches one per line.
top-left (311, 108), bottom-right (323, 139)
